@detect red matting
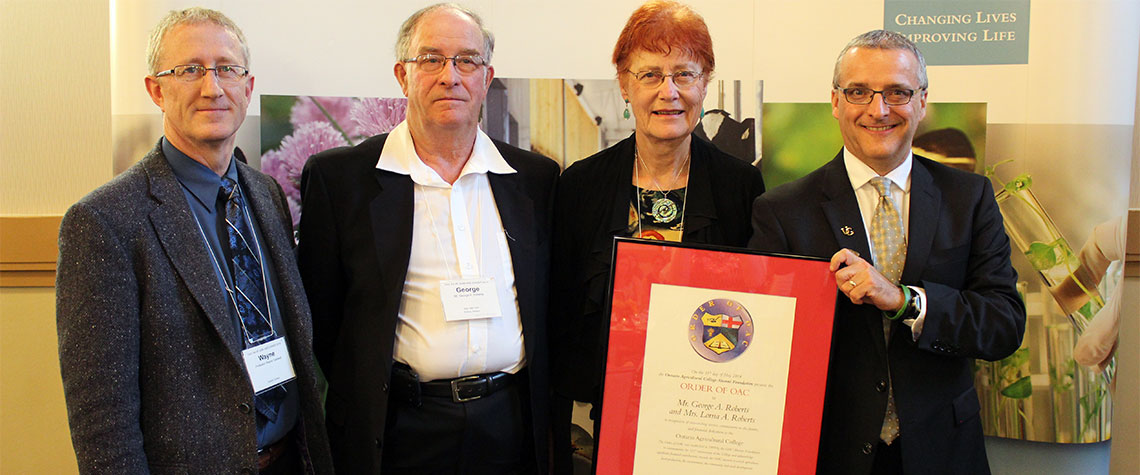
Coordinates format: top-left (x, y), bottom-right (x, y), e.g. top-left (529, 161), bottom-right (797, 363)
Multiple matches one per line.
top-left (595, 239), bottom-right (836, 474)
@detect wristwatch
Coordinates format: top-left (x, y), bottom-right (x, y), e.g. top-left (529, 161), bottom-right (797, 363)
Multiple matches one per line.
top-left (899, 285), bottom-right (922, 320)
top-left (886, 284), bottom-right (922, 321)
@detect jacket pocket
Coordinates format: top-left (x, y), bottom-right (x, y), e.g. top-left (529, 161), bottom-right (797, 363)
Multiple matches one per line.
top-left (952, 386), bottom-right (981, 426)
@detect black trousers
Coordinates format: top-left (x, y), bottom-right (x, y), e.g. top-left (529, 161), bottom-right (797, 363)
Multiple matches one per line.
top-left (380, 375), bottom-right (537, 474)
top-left (551, 393), bottom-right (574, 475)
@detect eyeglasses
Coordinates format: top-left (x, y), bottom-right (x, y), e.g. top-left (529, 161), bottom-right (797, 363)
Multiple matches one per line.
top-left (402, 54), bottom-right (487, 74)
top-left (836, 87), bottom-right (923, 106)
top-left (154, 65), bottom-right (249, 83)
top-left (626, 70), bottom-right (704, 88)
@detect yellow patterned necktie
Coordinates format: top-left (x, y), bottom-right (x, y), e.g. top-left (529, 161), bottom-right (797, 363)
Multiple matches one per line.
top-left (870, 176), bottom-right (904, 445)
top-left (870, 177), bottom-right (905, 283)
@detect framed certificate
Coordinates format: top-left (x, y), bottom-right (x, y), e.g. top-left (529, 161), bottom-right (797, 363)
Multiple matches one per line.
top-left (595, 238), bottom-right (837, 474)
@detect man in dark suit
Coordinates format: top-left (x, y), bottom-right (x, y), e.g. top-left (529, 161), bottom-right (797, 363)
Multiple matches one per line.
top-left (56, 8), bottom-right (332, 474)
top-left (749, 30), bottom-right (1025, 474)
top-left (297, 3), bottom-right (557, 473)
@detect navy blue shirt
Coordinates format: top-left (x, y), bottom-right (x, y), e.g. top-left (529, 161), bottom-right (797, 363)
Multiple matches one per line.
top-left (163, 138), bottom-right (299, 449)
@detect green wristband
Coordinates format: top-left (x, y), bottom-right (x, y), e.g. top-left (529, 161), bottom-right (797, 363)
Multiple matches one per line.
top-left (884, 284), bottom-right (910, 321)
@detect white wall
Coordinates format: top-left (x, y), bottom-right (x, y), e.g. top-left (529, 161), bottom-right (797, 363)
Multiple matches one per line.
top-left (1, 0), bottom-right (111, 215)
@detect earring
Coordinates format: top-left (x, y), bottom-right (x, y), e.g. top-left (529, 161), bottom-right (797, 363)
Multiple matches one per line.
top-left (623, 100), bottom-right (631, 120)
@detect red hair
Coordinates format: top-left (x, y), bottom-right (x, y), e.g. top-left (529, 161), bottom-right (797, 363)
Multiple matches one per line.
top-left (612, 1), bottom-right (714, 75)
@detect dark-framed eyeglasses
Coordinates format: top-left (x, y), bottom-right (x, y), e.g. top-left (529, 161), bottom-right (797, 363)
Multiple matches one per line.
top-left (402, 54), bottom-right (487, 74)
top-left (626, 70), bottom-right (704, 88)
top-left (153, 64), bottom-right (249, 83)
top-left (835, 87), bottom-right (923, 106)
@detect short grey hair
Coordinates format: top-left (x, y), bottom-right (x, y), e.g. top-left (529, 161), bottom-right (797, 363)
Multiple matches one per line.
top-left (832, 29), bottom-right (927, 90)
top-left (146, 7), bottom-right (250, 75)
top-left (395, 3), bottom-right (495, 64)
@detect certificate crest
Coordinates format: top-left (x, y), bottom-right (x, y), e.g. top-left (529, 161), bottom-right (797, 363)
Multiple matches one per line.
top-left (688, 298), bottom-right (754, 362)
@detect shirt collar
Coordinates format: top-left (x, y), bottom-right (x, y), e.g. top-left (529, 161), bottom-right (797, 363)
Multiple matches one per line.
top-left (163, 137), bottom-right (238, 212)
top-left (376, 120), bottom-right (516, 187)
top-left (842, 147), bottom-right (912, 193)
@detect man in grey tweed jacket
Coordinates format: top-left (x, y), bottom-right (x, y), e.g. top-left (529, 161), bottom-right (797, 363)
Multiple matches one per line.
top-left (55, 8), bottom-right (331, 474)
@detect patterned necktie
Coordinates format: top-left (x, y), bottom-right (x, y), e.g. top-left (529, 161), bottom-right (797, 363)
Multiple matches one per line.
top-left (220, 176), bottom-right (284, 422)
top-left (870, 176), bottom-right (903, 444)
top-left (870, 177), bottom-right (905, 283)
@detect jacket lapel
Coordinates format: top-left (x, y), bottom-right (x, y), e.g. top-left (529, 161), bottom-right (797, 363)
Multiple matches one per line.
top-left (901, 157), bottom-right (939, 285)
top-left (817, 152), bottom-right (887, 354)
top-left (238, 162), bottom-right (310, 344)
top-left (488, 171), bottom-right (537, 332)
top-left (369, 170), bottom-right (415, 310)
top-left (681, 137), bottom-right (716, 240)
top-left (819, 153), bottom-right (873, 260)
top-left (143, 143), bottom-right (244, 364)
top-left (606, 138), bottom-right (636, 237)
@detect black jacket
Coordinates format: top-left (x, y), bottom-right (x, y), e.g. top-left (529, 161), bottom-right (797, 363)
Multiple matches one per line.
top-left (749, 152), bottom-right (1024, 474)
top-left (549, 134), bottom-right (766, 401)
top-left (297, 133), bottom-right (558, 473)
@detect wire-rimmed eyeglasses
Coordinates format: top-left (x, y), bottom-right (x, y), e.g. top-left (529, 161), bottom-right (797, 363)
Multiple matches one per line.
top-left (835, 87), bottom-right (923, 106)
top-left (402, 54), bottom-right (487, 74)
top-left (626, 70), bottom-right (704, 88)
top-left (154, 65), bottom-right (249, 83)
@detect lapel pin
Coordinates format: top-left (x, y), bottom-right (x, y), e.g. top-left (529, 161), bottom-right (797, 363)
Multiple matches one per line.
top-left (841, 226), bottom-right (854, 236)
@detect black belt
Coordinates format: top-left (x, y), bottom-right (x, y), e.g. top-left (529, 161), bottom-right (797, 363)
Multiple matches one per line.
top-left (392, 362), bottom-right (517, 404)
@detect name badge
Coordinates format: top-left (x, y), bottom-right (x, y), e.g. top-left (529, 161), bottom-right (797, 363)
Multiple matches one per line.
top-left (440, 278), bottom-right (502, 321)
top-left (241, 337), bottom-right (297, 394)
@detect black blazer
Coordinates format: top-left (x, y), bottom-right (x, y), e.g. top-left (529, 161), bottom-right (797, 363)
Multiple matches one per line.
top-left (296, 133), bottom-right (559, 473)
top-left (549, 134), bottom-right (766, 401)
top-left (748, 151), bottom-right (1025, 474)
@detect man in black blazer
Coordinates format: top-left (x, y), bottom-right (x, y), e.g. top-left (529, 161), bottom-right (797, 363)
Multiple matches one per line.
top-left (56, 8), bottom-right (332, 474)
top-left (297, 4), bottom-right (557, 473)
top-left (749, 30), bottom-right (1024, 474)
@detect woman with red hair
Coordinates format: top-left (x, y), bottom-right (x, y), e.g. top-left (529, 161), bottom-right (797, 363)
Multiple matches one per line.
top-left (549, 1), bottom-right (765, 471)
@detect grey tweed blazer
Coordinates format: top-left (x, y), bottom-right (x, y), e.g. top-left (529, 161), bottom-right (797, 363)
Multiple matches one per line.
top-left (56, 141), bottom-right (333, 474)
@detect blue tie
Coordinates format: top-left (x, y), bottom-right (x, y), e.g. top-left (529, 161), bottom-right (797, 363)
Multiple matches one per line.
top-left (220, 176), bottom-right (284, 422)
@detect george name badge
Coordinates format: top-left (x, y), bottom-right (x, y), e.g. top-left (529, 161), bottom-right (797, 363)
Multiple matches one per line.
top-left (440, 277), bottom-right (503, 321)
top-left (241, 337), bottom-right (297, 394)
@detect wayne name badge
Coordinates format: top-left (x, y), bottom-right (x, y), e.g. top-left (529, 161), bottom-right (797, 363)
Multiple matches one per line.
top-left (241, 337), bottom-right (297, 394)
top-left (440, 278), bottom-right (503, 321)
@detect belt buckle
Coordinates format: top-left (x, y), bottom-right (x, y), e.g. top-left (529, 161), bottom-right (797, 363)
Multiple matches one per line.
top-left (451, 375), bottom-right (485, 403)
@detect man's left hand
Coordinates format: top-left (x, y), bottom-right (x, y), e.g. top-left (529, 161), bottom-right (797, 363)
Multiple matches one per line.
top-left (830, 248), bottom-right (905, 312)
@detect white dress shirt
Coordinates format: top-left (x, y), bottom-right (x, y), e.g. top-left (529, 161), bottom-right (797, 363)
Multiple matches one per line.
top-left (377, 121), bottom-right (526, 381)
top-left (842, 148), bottom-right (928, 339)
